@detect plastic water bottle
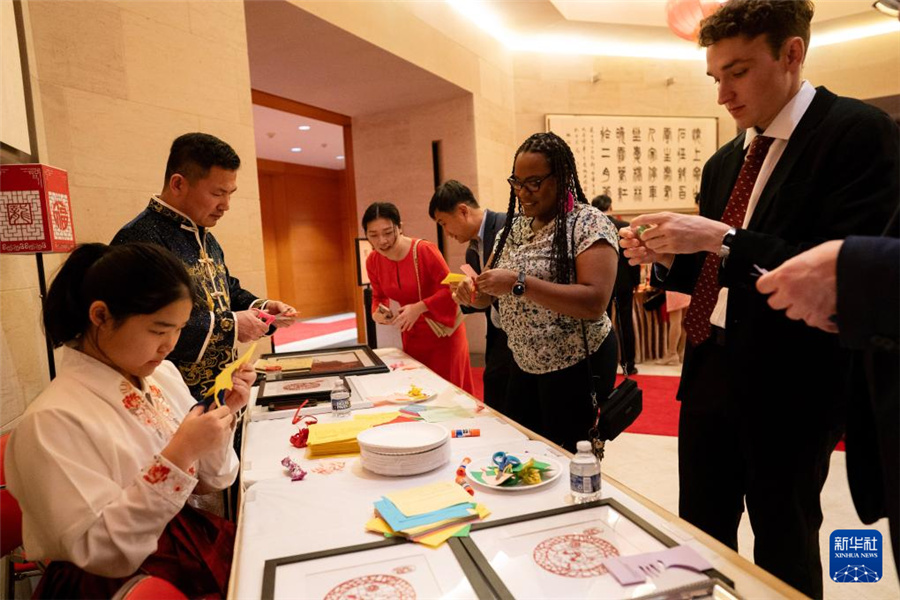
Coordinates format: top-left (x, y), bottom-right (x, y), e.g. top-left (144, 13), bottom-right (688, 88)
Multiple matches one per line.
top-left (330, 379), bottom-right (351, 418)
top-left (570, 440), bottom-right (602, 503)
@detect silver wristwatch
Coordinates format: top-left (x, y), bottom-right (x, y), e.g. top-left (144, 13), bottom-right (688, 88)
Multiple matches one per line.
top-left (718, 227), bottom-right (737, 259)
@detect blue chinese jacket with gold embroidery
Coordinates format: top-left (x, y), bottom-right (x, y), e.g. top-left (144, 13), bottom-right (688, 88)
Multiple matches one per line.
top-left (112, 197), bottom-right (262, 400)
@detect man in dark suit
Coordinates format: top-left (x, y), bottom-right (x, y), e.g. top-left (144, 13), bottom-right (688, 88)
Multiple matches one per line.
top-left (757, 212), bottom-right (900, 578)
top-left (592, 194), bottom-right (640, 375)
top-left (620, 1), bottom-right (899, 596)
top-left (429, 180), bottom-right (513, 413)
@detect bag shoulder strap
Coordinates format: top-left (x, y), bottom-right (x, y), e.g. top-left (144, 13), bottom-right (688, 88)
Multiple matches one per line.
top-left (411, 239), bottom-right (423, 302)
top-left (571, 210), bottom-right (630, 381)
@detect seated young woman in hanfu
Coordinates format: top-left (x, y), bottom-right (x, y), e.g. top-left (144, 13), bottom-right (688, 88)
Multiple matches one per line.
top-left (4, 242), bottom-right (254, 599)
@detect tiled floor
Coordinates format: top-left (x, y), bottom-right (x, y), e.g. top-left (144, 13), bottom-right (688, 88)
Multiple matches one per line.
top-left (604, 360), bottom-right (898, 599)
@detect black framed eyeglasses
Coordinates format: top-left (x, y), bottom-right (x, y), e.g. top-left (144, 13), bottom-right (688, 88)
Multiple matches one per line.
top-left (507, 172), bottom-right (554, 193)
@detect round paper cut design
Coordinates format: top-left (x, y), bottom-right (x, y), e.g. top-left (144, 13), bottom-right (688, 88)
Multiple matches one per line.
top-left (533, 534), bottom-right (620, 578)
top-left (324, 573), bottom-right (415, 600)
top-left (283, 380), bottom-right (324, 391)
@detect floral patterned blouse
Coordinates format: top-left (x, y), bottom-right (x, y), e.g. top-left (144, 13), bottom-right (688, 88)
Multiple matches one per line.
top-left (5, 347), bottom-right (239, 577)
top-left (495, 203), bottom-right (619, 374)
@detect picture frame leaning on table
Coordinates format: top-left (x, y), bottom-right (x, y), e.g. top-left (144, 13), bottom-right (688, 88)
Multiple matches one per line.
top-left (256, 344), bottom-right (389, 406)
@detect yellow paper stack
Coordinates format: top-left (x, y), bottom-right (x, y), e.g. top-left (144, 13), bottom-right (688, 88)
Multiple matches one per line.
top-left (366, 481), bottom-right (490, 548)
top-left (305, 412), bottom-right (401, 458)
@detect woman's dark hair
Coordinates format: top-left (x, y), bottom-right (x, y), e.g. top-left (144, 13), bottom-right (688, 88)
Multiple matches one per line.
top-left (362, 202), bottom-right (402, 231)
top-left (43, 243), bottom-right (196, 347)
top-left (488, 132), bottom-right (588, 284)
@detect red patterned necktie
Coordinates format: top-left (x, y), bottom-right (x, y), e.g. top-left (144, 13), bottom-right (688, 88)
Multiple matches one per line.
top-left (683, 134), bottom-right (775, 346)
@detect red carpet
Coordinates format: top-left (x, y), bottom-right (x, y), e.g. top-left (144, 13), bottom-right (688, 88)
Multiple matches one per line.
top-left (470, 367), bottom-right (680, 436)
top-left (273, 317), bottom-right (356, 346)
top-left (613, 373), bottom-right (681, 436)
top-left (472, 367), bottom-right (845, 450)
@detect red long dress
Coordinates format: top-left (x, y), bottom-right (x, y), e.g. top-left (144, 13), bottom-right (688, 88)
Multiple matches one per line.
top-left (366, 239), bottom-right (475, 394)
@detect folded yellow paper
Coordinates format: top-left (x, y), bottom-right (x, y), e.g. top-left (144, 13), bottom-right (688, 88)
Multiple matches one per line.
top-left (440, 273), bottom-right (469, 285)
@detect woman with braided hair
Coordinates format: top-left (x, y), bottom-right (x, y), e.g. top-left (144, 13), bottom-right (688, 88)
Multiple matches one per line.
top-left (451, 132), bottom-right (619, 451)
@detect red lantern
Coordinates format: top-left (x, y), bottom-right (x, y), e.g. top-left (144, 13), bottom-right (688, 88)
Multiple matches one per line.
top-left (0, 164), bottom-right (75, 254)
top-left (666, 0), bottom-right (723, 42)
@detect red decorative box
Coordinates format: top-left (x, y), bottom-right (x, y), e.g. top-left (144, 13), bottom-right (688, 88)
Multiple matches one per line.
top-left (0, 164), bottom-right (75, 254)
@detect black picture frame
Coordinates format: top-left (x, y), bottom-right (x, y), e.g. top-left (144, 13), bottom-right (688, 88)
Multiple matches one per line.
top-left (256, 344), bottom-right (389, 406)
top-left (355, 237), bottom-right (373, 286)
top-left (261, 537), bottom-right (498, 600)
top-left (456, 498), bottom-right (735, 600)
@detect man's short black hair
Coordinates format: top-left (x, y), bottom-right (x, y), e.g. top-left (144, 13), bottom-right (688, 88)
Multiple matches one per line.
top-left (428, 180), bottom-right (479, 219)
top-left (698, 0), bottom-right (814, 59)
top-left (164, 132), bottom-right (241, 186)
top-left (591, 194), bottom-right (612, 212)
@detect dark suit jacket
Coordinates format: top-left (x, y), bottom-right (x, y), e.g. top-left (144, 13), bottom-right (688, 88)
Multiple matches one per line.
top-left (608, 215), bottom-right (641, 294)
top-left (463, 209), bottom-right (507, 342)
top-left (839, 212), bottom-right (900, 524)
top-left (661, 87), bottom-right (900, 430)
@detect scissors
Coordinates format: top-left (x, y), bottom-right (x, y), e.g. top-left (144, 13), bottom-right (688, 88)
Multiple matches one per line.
top-left (492, 451), bottom-right (521, 474)
top-left (256, 310), bottom-right (277, 327)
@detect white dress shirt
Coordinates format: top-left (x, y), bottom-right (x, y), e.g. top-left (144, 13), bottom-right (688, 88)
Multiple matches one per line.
top-left (710, 81), bottom-right (817, 328)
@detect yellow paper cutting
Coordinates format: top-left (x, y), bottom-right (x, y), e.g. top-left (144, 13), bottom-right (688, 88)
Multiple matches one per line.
top-left (440, 273), bottom-right (469, 285)
top-left (203, 341), bottom-right (258, 406)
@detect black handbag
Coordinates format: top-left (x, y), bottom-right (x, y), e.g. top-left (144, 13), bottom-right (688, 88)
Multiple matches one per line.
top-left (571, 213), bottom-right (643, 459)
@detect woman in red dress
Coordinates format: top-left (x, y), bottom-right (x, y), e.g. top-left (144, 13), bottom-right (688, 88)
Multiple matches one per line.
top-left (363, 202), bottom-right (475, 394)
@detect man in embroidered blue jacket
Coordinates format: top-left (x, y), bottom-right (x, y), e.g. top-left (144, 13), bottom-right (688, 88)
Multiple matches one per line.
top-left (112, 133), bottom-right (295, 401)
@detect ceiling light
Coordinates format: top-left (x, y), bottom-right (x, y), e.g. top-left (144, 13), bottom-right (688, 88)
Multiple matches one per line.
top-left (873, 0), bottom-right (900, 18)
top-left (298, 125), bottom-right (311, 131)
top-left (810, 19), bottom-right (899, 47)
top-left (336, 155), bottom-right (345, 160)
top-left (290, 147), bottom-right (302, 152)
top-left (444, 0), bottom-right (899, 59)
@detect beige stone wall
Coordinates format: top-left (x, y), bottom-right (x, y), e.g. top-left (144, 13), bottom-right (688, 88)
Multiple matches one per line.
top-left (804, 34), bottom-right (900, 102)
top-left (1, 0), bottom-right (264, 428)
top-left (291, 0), bottom-right (518, 215)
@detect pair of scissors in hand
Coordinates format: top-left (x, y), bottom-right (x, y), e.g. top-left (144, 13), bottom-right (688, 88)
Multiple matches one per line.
top-left (256, 309), bottom-right (277, 327)
top-left (492, 451), bottom-right (521, 474)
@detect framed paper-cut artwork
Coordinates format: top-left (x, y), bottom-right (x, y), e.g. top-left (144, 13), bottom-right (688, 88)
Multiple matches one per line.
top-left (459, 498), bottom-right (736, 600)
top-left (356, 237), bottom-right (373, 286)
top-left (261, 537), bottom-right (497, 600)
top-left (256, 345), bottom-right (389, 406)
top-left (256, 375), bottom-right (343, 406)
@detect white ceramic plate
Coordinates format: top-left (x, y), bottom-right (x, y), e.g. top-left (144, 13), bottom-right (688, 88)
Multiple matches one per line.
top-left (360, 443), bottom-right (450, 476)
top-left (465, 454), bottom-right (563, 492)
top-left (357, 421), bottom-right (449, 454)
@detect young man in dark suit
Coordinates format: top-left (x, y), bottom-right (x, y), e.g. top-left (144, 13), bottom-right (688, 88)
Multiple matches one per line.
top-left (757, 211), bottom-right (900, 578)
top-left (620, 1), bottom-right (899, 596)
top-left (430, 180), bottom-right (512, 413)
top-left (592, 194), bottom-right (640, 375)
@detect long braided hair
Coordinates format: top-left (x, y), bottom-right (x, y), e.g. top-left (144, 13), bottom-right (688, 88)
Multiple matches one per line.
top-left (488, 132), bottom-right (589, 284)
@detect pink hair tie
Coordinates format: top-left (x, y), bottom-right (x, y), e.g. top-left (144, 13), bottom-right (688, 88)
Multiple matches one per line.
top-left (566, 190), bottom-right (575, 213)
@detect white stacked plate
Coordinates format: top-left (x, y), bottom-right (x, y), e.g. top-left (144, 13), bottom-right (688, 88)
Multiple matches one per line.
top-left (357, 422), bottom-right (450, 476)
